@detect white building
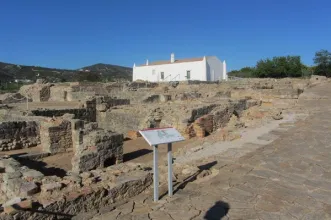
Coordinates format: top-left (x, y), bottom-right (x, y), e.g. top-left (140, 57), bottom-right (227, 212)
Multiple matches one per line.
top-left (132, 53), bottom-right (227, 82)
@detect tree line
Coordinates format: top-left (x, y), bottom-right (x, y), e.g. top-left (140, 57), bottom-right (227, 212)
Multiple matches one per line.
top-left (228, 49), bottom-right (331, 78)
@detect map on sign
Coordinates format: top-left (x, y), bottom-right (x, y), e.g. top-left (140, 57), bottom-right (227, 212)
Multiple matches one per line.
top-left (139, 127), bottom-right (185, 146)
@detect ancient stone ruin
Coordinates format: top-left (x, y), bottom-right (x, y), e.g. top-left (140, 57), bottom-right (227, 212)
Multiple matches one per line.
top-left (0, 76), bottom-right (326, 219)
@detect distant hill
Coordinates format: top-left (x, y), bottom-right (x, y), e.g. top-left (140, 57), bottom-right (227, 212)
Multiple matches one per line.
top-left (80, 63), bottom-right (132, 80)
top-left (0, 61), bottom-right (132, 83)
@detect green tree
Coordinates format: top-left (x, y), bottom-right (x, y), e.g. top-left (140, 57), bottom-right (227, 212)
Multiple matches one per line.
top-left (228, 67), bottom-right (255, 78)
top-left (254, 56), bottom-right (302, 78)
top-left (313, 50), bottom-right (331, 76)
top-left (254, 58), bottom-right (274, 77)
top-left (77, 72), bottom-right (102, 82)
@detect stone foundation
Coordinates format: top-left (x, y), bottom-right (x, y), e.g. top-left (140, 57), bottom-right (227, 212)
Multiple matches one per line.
top-left (32, 99), bottom-right (97, 122)
top-left (0, 157), bottom-right (152, 219)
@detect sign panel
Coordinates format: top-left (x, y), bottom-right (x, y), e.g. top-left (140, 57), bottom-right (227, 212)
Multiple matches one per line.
top-left (139, 127), bottom-right (185, 146)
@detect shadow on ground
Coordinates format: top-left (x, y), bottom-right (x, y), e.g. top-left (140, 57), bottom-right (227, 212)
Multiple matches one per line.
top-left (204, 201), bottom-right (230, 220)
top-left (160, 161), bottom-right (218, 199)
top-left (123, 149), bottom-right (152, 162)
top-left (12, 202), bottom-right (74, 220)
top-left (16, 158), bottom-right (67, 177)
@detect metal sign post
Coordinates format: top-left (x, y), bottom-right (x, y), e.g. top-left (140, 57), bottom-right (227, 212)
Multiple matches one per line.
top-left (139, 127), bottom-right (185, 202)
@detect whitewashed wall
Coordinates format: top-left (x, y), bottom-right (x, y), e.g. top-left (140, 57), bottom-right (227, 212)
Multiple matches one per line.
top-left (133, 60), bottom-right (207, 82)
top-left (206, 56), bottom-right (222, 81)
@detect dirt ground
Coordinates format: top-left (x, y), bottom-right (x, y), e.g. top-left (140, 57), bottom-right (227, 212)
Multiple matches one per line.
top-left (0, 136), bottom-right (198, 175)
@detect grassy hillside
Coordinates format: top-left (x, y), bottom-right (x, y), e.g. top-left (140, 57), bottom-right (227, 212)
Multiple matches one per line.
top-left (80, 63), bottom-right (132, 81)
top-left (0, 61), bottom-right (132, 83)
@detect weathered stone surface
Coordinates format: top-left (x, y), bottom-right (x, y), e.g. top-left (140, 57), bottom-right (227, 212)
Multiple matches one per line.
top-left (41, 182), bottom-right (62, 192)
top-left (71, 128), bottom-right (123, 173)
top-left (3, 171), bottom-right (22, 181)
top-left (22, 170), bottom-right (44, 180)
top-left (0, 121), bottom-right (39, 151)
top-left (19, 182), bottom-right (39, 197)
top-left (40, 119), bottom-right (72, 153)
top-left (2, 197), bottom-right (22, 207)
top-left (3, 199), bottom-right (32, 215)
top-left (88, 82), bottom-right (331, 220)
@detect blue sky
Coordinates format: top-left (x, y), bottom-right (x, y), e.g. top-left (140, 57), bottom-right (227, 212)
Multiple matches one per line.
top-left (0, 0), bottom-right (330, 70)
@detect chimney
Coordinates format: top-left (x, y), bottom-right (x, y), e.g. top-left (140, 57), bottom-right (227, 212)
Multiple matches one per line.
top-left (171, 53), bottom-right (175, 63)
top-left (222, 60), bottom-right (227, 80)
top-left (146, 59), bottom-right (149, 66)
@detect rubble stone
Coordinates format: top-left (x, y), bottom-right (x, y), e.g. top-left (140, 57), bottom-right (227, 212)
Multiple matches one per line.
top-left (41, 182), bottom-right (63, 192)
top-left (19, 182), bottom-right (39, 197)
top-left (22, 170), bottom-right (44, 181)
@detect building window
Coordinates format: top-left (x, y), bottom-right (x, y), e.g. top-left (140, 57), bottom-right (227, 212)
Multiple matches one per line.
top-left (161, 72), bottom-right (164, 80)
top-left (152, 69), bottom-right (155, 75)
top-left (186, 70), bottom-right (191, 80)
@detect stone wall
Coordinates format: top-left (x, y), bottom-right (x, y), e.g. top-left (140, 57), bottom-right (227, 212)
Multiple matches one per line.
top-left (49, 86), bottom-right (70, 102)
top-left (97, 111), bottom-right (141, 136)
top-left (71, 120), bottom-right (124, 173)
top-left (67, 92), bottom-right (96, 101)
top-left (0, 121), bottom-right (40, 151)
top-left (31, 99), bottom-right (97, 122)
top-left (40, 119), bottom-right (72, 153)
top-left (95, 96), bottom-right (130, 112)
top-left (184, 100), bottom-right (260, 138)
top-left (0, 157), bottom-right (152, 219)
top-left (19, 83), bottom-right (51, 102)
top-left (231, 88), bottom-right (303, 101)
top-left (0, 93), bottom-right (31, 104)
top-left (142, 94), bottom-right (171, 103)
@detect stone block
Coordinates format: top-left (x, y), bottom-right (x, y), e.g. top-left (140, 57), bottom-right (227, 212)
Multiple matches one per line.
top-left (19, 182), bottom-right (39, 197)
top-left (41, 182), bottom-right (62, 192)
top-left (3, 199), bottom-right (32, 215)
top-left (5, 164), bottom-right (20, 173)
top-left (2, 197), bottom-right (22, 207)
top-left (22, 170), bottom-right (44, 181)
top-left (3, 171), bottom-right (22, 181)
top-left (5, 178), bottom-right (24, 196)
top-left (80, 172), bottom-right (92, 180)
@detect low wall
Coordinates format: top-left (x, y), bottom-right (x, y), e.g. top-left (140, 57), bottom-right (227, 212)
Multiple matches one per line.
top-left (32, 108), bottom-right (93, 121)
top-left (97, 111), bottom-right (141, 137)
top-left (67, 92), bottom-right (96, 101)
top-left (32, 99), bottom-right (96, 122)
top-left (0, 157), bottom-right (152, 219)
top-left (0, 121), bottom-right (40, 151)
top-left (96, 96), bottom-right (130, 107)
top-left (231, 88), bottom-right (303, 100)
